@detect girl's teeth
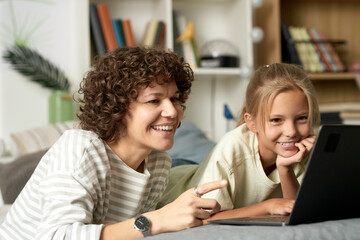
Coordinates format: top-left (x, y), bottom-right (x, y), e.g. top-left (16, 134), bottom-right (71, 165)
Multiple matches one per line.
top-left (280, 142), bottom-right (294, 146)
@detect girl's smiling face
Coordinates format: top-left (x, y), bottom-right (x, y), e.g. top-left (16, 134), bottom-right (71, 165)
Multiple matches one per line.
top-left (123, 80), bottom-right (183, 152)
top-left (247, 89), bottom-right (311, 163)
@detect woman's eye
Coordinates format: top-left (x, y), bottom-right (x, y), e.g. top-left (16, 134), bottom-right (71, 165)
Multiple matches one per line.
top-left (148, 99), bottom-right (159, 104)
top-left (171, 97), bottom-right (180, 103)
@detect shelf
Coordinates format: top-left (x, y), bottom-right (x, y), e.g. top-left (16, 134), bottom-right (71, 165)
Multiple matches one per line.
top-left (308, 72), bottom-right (356, 81)
top-left (193, 68), bottom-right (242, 76)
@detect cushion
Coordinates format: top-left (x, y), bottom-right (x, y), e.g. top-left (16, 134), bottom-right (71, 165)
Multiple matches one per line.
top-left (10, 120), bottom-right (78, 155)
top-left (0, 149), bottom-right (47, 204)
top-left (167, 120), bottom-right (216, 166)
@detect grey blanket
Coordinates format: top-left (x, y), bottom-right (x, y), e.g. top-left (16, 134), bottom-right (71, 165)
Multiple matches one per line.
top-left (148, 218), bottom-right (360, 240)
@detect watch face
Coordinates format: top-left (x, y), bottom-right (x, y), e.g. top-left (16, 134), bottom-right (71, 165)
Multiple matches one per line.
top-left (135, 216), bottom-right (150, 231)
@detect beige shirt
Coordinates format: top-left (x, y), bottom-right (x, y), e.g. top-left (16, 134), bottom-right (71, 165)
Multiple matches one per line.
top-left (158, 124), bottom-right (306, 211)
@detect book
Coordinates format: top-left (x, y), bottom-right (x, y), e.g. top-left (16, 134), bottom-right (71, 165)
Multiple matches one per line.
top-left (281, 24), bottom-right (302, 67)
top-left (172, 11), bottom-right (184, 58)
top-left (309, 28), bottom-right (345, 72)
top-left (308, 28), bottom-right (332, 72)
top-left (122, 19), bottom-right (136, 47)
top-left (320, 111), bottom-right (360, 125)
top-left (340, 111), bottom-right (360, 120)
top-left (175, 13), bottom-right (198, 68)
top-left (117, 20), bottom-right (126, 47)
top-left (112, 19), bottom-right (125, 47)
top-left (288, 26), bottom-right (310, 72)
top-left (154, 21), bottom-right (165, 47)
top-left (308, 28), bottom-right (337, 72)
top-left (320, 112), bottom-right (343, 124)
top-left (96, 4), bottom-right (118, 51)
top-left (298, 27), bottom-right (324, 72)
top-left (89, 4), bottom-right (107, 55)
top-left (316, 30), bottom-right (345, 72)
top-left (319, 102), bottom-right (360, 112)
top-left (157, 22), bottom-right (166, 48)
top-left (141, 19), bottom-right (159, 47)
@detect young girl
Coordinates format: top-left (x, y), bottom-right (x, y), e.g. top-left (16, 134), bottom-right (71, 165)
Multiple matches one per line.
top-left (157, 63), bottom-right (321, 220)
top-left (0, 47), bottom-right (227, 240)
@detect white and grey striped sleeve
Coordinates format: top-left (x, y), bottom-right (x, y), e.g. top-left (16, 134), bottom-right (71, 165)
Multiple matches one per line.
top-left (35, 131), bottom-right (106, 239)
top-left (36, 171), bottom-right (102, 239)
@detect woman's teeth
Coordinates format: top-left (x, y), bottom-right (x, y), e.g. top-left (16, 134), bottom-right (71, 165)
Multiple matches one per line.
top-left (152, 125), bottom-right (174, 131)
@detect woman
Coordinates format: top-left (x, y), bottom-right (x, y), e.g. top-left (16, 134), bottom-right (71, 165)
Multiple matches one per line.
top-left (0, 46), bottom-right (227, 240)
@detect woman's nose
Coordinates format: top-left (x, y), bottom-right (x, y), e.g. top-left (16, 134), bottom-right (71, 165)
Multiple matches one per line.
top-left (161, 99), bottom-right (178, 118)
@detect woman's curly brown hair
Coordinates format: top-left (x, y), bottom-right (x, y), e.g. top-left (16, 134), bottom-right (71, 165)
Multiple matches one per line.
top-left (77, 46), bottom-right (194, 142)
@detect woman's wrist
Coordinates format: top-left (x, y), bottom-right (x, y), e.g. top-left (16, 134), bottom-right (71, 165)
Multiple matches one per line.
top-left (142, 209), bottom-right (164, 236)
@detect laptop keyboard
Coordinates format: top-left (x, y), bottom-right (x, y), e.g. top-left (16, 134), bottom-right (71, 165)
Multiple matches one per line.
top-left (239, 215), bottom-right (289, 223)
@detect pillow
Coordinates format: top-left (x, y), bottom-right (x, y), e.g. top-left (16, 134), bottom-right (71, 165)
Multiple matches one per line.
top-left (167, 120), bottom-right (216, 166)
top-left (10, 120), bottom-right (78, 156)
top-left (0, 149), bottom-right (47, 204)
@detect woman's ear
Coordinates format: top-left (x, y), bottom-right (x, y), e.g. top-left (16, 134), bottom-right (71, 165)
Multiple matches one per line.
top-left (244, 113), bottom-right (257, 133)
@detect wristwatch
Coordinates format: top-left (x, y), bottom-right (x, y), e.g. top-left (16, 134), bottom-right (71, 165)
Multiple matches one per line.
top-left (134, 215), bottom-right (151, 237)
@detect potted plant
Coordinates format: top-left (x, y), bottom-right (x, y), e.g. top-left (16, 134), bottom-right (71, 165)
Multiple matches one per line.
top-left (3, 44), bottom-right (73, 123)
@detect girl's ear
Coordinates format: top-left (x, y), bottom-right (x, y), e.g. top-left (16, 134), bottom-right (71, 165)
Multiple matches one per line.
top-left (244, 113), bottom-right (258, 133)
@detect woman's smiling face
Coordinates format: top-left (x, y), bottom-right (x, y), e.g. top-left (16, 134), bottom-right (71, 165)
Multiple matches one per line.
top-left (123, 80), bottom-right (183, 152)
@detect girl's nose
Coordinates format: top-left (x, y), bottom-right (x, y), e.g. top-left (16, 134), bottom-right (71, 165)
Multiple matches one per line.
top-left (284, 121), bottom-right (297, 137)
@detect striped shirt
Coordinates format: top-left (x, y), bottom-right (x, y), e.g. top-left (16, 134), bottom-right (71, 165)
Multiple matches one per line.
top-left (0, 129), bottom-right (171, 240)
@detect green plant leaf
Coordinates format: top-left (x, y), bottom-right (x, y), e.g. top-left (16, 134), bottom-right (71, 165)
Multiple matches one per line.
top-left (2, 44), bottom-right (70, 91)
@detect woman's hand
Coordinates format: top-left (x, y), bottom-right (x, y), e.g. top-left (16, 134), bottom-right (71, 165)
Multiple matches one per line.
top-left (276, 135), bottom-right (316, 168)
top-left (149, 179), bottom-right (227, 234)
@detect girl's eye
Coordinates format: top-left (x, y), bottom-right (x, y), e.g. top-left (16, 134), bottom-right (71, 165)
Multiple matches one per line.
top-left (270, 118), bottom-right (282, 124)
top-left (298, 116), bottom-right (308, 121)
top-left (270, 118), bottom-right (281, 123)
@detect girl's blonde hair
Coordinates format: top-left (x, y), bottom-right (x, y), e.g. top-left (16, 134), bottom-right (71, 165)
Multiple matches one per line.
top-left (238, 63), bottom-right (320, 134)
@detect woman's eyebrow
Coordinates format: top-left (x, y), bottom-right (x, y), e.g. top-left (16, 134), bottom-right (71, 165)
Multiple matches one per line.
top-left (143, 90), bottom-right (180, 98)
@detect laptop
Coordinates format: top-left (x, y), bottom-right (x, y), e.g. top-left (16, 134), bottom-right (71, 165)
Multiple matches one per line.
top-left (210, 124), bottom-right (360, 226)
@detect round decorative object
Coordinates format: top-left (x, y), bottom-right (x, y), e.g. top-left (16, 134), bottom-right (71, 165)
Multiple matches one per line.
top-left (200, 39), bottom-right (240, 68)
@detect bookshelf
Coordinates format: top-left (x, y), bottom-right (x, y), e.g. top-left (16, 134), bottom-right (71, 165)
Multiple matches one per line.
top-left (255, 0), bottom-right (360, 124)
top-left (84, 0), bottom-right (255, 140)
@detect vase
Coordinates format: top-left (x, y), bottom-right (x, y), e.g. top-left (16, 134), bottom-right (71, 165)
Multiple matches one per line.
top-left (49, 90), bottom-right (74, 123)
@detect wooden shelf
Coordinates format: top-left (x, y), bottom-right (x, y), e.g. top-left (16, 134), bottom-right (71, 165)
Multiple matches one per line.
top-left (308, 72), bottom-right (356, 81)
top-left (255, 0), bottom-right (360, 107)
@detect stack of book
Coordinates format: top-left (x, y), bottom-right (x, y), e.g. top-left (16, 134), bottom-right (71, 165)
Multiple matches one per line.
top-left (281, 24), bottom-right (346, 73)
top-left (90, 3), bottom-right (166, 56)
top-left (320, 102), bottom-right (360, 125)
top-left (141, 19), bottom-right (166, 48)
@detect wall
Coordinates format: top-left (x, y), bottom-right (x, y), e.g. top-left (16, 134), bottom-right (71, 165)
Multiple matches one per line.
top-left (0, 0), bottom-right (89, 153)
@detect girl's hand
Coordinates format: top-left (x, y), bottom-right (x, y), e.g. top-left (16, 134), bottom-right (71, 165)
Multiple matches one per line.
top-left (150, 179), bottom-right (227, 234)
top-left (276, 135), bottom-right (316, 168)
top-left (202, 198), bottom-right (295, 225)
top-left (263, 198), bottom-right (295, 215)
